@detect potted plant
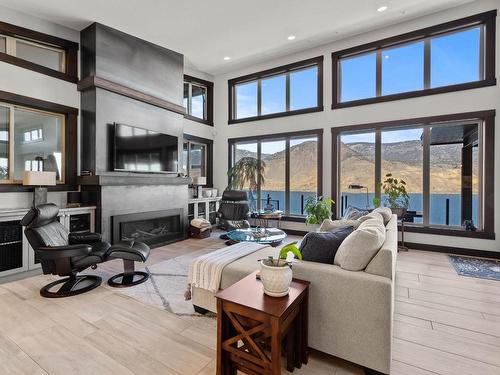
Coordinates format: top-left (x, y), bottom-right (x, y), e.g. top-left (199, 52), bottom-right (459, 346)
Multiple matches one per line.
top-left (304, 196), bottom-right (334, 228)
top-left (378, 173), bottom-right (410, 218)
top-left (226, 157), bottom-right (266, 210)
top-left (260, 242), bottom-right (302, 297)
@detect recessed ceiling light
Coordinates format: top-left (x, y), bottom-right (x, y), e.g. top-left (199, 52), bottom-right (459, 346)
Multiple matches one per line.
top-left (287, 35), bottom-right (296, 41)
top-left (223, 56), bottom-right (231, 61)
top-left (377, 5), bottom-right (388, 12)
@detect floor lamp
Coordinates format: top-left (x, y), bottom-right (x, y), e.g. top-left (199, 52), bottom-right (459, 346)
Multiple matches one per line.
top-left (348, 184), bottom-right (369, 209)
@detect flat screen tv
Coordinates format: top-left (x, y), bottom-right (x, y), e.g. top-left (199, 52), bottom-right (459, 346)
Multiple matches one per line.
top-left (112, 123), bottom-right (178, 173)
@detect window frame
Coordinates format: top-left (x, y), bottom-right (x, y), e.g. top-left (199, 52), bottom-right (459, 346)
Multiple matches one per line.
top-left (183, 75), bottom-right (214, 126)
top-left (0, 102), bottom-right (65, 184)
top-left (183, 134), bottom-right (213, 187)
top-left (331, 110), bottom-right (495, 239)
top-left (228, 56), bottom-right (324, 124)
top-left (228, 129), bottom-right (323, 220)
top-left (332, 10), bottom-right (496, 109)
top-left (0, 21), bottom-right (78, 83)
top-left (0, 90), bottom-right (78, 192)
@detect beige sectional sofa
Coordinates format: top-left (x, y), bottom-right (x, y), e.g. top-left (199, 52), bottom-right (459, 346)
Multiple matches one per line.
top-left (192, 214), bottom-right (397, 374)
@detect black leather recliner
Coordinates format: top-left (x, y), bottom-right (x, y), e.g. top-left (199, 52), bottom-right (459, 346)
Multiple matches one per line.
top-left (217, 190), bottom-right (251, 231)
top-left (21, 203), bottom-right (151, 298)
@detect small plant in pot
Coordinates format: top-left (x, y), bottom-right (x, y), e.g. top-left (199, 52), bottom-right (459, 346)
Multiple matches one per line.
top-left (377, 173), bottom-right (410, 218)
top-left (304, 196), bottom-right (334, 226)
top-left (260, 242), bottom-right (302, 297)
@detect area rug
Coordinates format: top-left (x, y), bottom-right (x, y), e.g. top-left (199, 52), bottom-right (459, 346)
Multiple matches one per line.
top-left (449, 255), bottom-right (500, 281)
top-left (111, 247), bottom-right (217, 316)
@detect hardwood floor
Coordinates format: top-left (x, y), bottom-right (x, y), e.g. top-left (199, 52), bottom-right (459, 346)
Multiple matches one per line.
top-left (0, 237), bottom-right (499, 375)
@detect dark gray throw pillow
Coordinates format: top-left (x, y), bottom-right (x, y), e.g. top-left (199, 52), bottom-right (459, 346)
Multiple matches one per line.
top-left (299, 226), bottom-right (354, 264)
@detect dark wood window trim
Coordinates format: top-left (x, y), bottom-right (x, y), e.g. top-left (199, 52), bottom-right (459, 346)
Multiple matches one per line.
top-left (0, 90), bottom-right (78, 193)
top-left (332, 10), bottom-right (497, 109)
top-left (331, 110), bottom-right (495, 239)
top-left (184, 75), bottom-right (214, 126)
top-left (228, 128), bottom-right (323, 220)
top-left (184, 133), bottom-right (214, 187)
top-left (0, 21), bottom-right (79, 83)
top-left (228, 56), bottom-right (324, 124)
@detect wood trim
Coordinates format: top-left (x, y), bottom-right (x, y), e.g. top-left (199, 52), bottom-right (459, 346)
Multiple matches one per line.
top-left (229, 128), bottom-right (324, 144)
top-left (228, 56), bottom-right (324, 124)
top-left (332, 79), bottom-right (496, 109)
top-left (0, 90), bottom-right (78, 115)
top-left (406, 242), bottom-right (500, 260)
top-left (0, 21), bottom-right (79, 83)
top-left (183, 133), bottom-right (214, 187)
top-left (0, 21), bottom-right (78, 50)
top-left (77, 76), bottom-right (185, 115)
top-left (0, 91), bottom-right (78, 192)
top-left (483, 113), bottom-right (495, 234)
top-left (0, 53), bottom-right (78, 83)
top-left (228, 106), bottom-right (323, 125)
top-left (331, 110), bottom-right (495, 233)
top-left (184, 74), bottom-right (214, 126)
top-left (403, 224), bottom-right (495, 240)
top-left (331, 10), bottom-right (497, 109)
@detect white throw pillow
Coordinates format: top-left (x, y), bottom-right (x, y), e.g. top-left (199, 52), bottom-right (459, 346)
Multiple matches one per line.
top-left (357, 211), bottom-right (384, 225)
top-left (334, 219), bottom-right (386, 271)
top-left (319, 218), bottom-right (361, 231)
top-left (373, 207), bottom-right (393, 225)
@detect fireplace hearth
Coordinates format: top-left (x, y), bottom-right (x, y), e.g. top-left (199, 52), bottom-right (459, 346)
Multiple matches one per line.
top-left (112, 209), bottom-right (185, 248)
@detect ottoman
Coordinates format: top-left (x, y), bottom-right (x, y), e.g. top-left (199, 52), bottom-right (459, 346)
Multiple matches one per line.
top-left (106, 239), bottom-right (151, 287)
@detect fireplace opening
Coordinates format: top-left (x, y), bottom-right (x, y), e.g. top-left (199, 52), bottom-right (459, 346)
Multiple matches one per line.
top-left (112, 209), bottom-right (185, 248)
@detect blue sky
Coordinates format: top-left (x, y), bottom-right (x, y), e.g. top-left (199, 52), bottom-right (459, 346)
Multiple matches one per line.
top-left (235, 27), bottom-right (480, 151)
top-left (341, 27), bottom-right (480, 101)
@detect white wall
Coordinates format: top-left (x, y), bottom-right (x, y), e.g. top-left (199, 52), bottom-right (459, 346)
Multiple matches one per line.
top-left (211, 0), bottom-right (500, 252)
top-left (0, 5), bottom-right (80, 208)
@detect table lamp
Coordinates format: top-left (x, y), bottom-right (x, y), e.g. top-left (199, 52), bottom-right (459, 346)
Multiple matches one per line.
top-left (22, 171), bottom-right (56, 207)
top-left (192, 176), bottom-right (206, 199)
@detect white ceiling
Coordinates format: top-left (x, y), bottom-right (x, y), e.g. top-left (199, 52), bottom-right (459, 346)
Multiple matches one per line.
top-left (0, 0), bottom-right (474, 75)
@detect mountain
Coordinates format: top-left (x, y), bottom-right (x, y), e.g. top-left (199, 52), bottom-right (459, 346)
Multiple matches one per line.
top-left (234, 140), bottom-right (471, 193)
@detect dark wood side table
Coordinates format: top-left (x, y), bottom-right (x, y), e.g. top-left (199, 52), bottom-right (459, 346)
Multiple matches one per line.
top-left (215, 271), bottom-right (309, 375)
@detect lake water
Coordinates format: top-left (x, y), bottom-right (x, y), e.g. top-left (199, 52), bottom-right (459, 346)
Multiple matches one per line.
top-left (258, 191), bottom-right (478, 226)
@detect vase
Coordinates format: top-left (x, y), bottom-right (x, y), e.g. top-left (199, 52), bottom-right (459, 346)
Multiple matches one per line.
top-left (390, 207), bottom-right (407, 220)
top-left (260, 260), bottom-right (293, 297)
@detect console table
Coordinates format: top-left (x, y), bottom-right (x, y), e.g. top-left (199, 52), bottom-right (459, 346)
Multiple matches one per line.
top-left (216, 271), bottom-right (309, 374)
top-left (0, 206), bottom-right (96, 281)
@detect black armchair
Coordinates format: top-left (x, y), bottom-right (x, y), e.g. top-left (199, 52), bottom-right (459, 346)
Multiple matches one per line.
top-left (217, 190), bottom-right (251, 231)
top-left (21, 204), bottom-right (151, 298)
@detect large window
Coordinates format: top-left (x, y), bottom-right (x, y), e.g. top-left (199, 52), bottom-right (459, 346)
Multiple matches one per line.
top-left (333, 111), bottom-right (495, 237)
top-left (229, 130), bottom-right (322, 217)
top-left (183, 75), bottom-right (213, 126)
top-left (0, 103), bottom-right (65, 183)
top-left (229, 57), bottom-right (323, 123)
top-left (182, 135), bottom-right (213, 186)
top-left (0, 21), bottom-right (78, 82)
top-left (332, 10), bottom-right (496, 108)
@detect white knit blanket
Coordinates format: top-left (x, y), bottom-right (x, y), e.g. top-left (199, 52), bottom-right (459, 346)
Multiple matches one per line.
top-left (185, 242), bottom-right (268, 299)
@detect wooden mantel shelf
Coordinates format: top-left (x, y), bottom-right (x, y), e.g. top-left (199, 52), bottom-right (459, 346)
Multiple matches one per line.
top-left (78, 173), bottom-right (191, 186)
top-left (77, 75), bottom-right (185, 115)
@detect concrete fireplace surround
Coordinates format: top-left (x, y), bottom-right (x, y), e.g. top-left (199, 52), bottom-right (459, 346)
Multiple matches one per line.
top-left (78, 23), bottom-right (190, 242)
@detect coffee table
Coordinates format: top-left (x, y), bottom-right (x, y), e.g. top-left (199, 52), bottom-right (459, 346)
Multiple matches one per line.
top-left (252, 210), bottom-right (284, 228)
top-left (226, 227), bottom-right (287, 247)
top-left (216, 271), bottom-right (309, 374)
